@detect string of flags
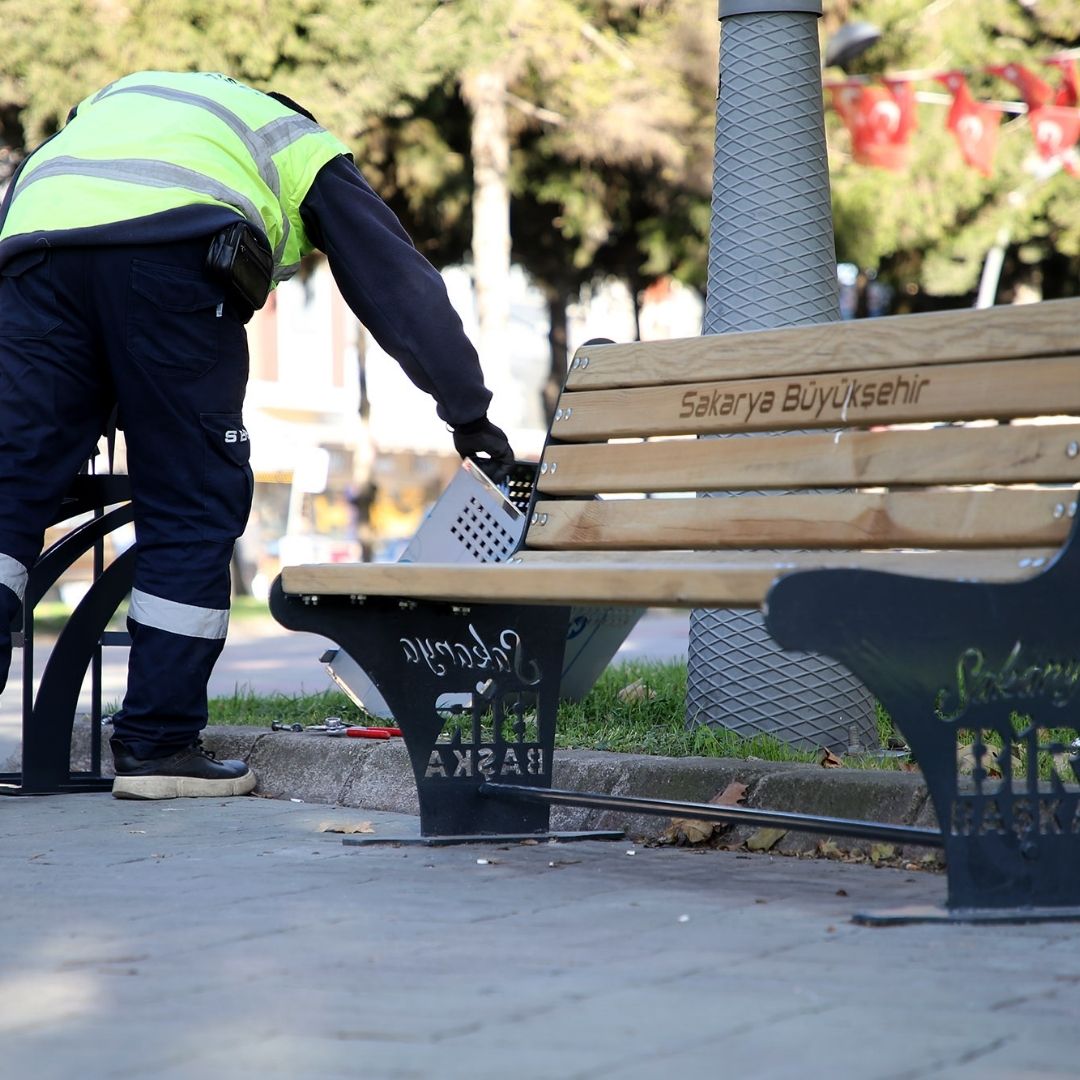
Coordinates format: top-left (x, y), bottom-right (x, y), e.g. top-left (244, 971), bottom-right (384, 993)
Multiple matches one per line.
top-left (825, 57), bottom-right (1080, 177)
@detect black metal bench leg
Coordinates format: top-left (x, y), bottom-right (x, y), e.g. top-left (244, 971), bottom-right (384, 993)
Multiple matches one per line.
top-left (765, 529), bottom-right (1080, 922)
top-left (271, 579), bottom-right (593, 839)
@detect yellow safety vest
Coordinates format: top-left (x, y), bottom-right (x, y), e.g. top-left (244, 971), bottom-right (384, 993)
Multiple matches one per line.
top-left (0, 71), bottom-right (350, 282)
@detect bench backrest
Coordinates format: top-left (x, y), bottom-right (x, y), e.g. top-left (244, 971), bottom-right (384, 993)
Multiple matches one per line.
top-left (521, 299), bottom-right (1080, 569)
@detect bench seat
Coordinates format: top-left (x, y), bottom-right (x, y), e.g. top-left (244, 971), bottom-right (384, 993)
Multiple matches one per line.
top-left (281, 547), bottom-right (1055, 609)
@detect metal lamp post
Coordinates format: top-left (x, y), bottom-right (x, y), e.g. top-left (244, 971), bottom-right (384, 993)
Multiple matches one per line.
top-left (686, 0), bottom-right (878, 753)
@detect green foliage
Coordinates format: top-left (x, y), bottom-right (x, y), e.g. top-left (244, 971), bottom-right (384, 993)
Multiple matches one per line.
top-left (827, 0), bottom-right (1080, 305)
top-left (8, 1), bottom-right (1073, 318)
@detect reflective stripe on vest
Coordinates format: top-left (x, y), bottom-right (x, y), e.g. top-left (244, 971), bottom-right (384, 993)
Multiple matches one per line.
top-left (94, 83), bottom-right (297, 272)
top-left (91, 83), bottom-right (319, 274)
top-left (0, 553), bottom-right (28, 602)
top-left (3, 73), bottom-right (347, 282)
top-left (129, 588), bottom-right (229, 641)
top-left (16, 156), bottom-right (264, 237)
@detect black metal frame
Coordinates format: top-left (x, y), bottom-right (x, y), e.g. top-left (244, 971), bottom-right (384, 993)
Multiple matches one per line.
top-left (1, 474), bottom-right (134, 795)
top-left (270, 585), bottom-right (575, 837)
top-left (764, 512), bottom-right (1080, 917)
top-left (268, 580), bottom-right (946, 850)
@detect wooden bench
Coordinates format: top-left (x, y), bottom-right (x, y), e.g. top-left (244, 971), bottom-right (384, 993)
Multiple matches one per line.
top-left (271, 298), bottom-right (1080, 919)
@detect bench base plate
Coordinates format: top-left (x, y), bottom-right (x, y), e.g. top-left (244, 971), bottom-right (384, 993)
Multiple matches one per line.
top-left (854, 904), bottom-right (1080, 927)
top-left (342, 830), bottom-right (626, 848)
top-left (0, 774), bottom-right (113, 796)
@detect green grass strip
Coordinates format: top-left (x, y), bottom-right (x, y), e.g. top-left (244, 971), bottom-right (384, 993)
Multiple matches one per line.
top-left (207, 658), bottom-right (903, 767)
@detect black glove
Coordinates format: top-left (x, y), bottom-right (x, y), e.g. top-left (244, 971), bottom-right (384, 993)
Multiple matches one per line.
top-left (452, 416), bottom-right (515, 484)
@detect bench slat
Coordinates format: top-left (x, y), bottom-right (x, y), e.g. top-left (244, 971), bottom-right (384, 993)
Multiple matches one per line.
top-left (538, 422), bottom-right (1080, 495)
top-left (566, 298), bottom-right (1080, 390)
top-left (513, 548), bottom-right (1056, 568)
top-left (280, 549), bottom-right (1052, 609)
top-left (527, 490), bottom-right (1073, 550)
top-left (552, 355), bottom-right (1080, 441)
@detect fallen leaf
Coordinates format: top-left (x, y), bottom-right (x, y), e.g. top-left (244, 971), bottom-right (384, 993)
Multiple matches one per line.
top-left (664, 781), bottom-right (749, 846)
top-left (818, 839), bottom-right (844, 859)
top-left (835, 888), bottom-right (848, 897)
top-left (955, 743), bottom-right (1017, 778)
top-left (617, 679), bottom-right (657, 703)
top-left (746, 827), bottom-right (787, 852)
top-left (869, 843), bottom-right (896, 864)
top-left (713, 781), bottom-right (749, 807)
top-left (818, 748), bottom-right (844, 769)
top-left (318, 821), bottom-right (375, 835)
top-left (666, 817), bottom-right (716, 846)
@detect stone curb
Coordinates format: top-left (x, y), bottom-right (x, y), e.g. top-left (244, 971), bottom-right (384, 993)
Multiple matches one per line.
top-left (62, 721), bottom-right (942, 859)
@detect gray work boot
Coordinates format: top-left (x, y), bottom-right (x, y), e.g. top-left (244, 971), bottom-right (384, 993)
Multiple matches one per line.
top-left (110, 737), bottom-right (256, 800)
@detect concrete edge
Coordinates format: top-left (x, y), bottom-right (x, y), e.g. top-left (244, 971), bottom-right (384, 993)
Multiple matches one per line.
top-left (60, 721), bottom-right (942, 861)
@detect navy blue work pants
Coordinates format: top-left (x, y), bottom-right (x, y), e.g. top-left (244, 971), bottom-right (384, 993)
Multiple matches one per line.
top-left (0, 238), bottom-right (253, 757)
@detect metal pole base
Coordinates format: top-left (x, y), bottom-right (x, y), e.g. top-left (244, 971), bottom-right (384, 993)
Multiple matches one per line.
top-left (854, 905), bottom-right (1080, 927)
top-left (342, 830), bottom-right (625, 848)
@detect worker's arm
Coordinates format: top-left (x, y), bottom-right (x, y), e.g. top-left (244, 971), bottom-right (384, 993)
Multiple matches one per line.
top-left (299, 156), bottom-right (492, 428)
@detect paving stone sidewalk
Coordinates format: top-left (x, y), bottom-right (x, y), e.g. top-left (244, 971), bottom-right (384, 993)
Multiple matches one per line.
top-left (3, 795), bottom-right (1079, 1080)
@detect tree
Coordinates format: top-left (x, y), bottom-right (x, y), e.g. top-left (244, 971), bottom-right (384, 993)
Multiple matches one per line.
top-left (826, 0), bottom-right (1080, 310)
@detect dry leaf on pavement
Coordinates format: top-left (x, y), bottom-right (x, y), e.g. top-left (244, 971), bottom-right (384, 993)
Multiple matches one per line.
top-left (318, 821), bottom-right (375, 834)
top-left (818, 748), bottom-right (844, 768)
top-left (664, 781), bottom-right (748, 846)
top-left (869, 843), bottom-right (897, 864)
top-left (746, 827), bottom-right (787, 852)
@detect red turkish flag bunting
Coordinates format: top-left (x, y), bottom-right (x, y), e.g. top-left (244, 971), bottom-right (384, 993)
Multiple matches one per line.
top-left (989, 61), bottom-right (1080, 167)
top-left (936, 72), bottom-right (1001, 176)
top-left (829, 79), bottom-right (917, 170)
top-left (1048, 58), bottom-right (1080, 108)
top-left (987, 63), bottom-right (1055, 109)
top-left (1028, 105), bottom-right (1080, 162)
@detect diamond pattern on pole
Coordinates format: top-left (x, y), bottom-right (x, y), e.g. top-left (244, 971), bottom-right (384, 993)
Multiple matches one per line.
top-left (705, 13), bottom-right (838, 336)
top-left (689, 11), bottom-right (877, 753)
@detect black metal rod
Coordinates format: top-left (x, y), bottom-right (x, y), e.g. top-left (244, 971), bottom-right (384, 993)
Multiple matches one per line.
top-left (479, 782), bottom-right (944, 848)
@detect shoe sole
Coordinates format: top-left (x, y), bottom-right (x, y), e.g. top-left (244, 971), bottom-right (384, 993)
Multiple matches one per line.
top-left (112, 769), bottom-right (257, 800)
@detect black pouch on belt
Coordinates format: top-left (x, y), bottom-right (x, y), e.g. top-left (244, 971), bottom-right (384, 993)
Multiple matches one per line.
top-left (205, 221), bottom-right (273, 311)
